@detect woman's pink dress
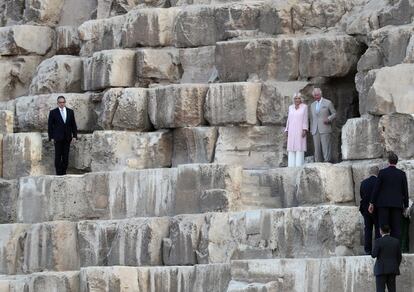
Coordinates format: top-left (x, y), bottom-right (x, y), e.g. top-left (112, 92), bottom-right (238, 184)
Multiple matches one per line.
top-left (285, 103), bottom-right (308, 152)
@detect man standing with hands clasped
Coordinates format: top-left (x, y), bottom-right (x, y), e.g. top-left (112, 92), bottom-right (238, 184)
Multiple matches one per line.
top-left (48, 96), bottom-right (78, 175)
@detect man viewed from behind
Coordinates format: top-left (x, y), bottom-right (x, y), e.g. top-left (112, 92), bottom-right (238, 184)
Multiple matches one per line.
top-left (372, 225), bottom-right (402, 292)
top-left (48, 96), bottom-right (78, 175)
top-left (309, 88), bottom-right (336, 162)
top-left (369, 152), bottom-right (409, 240)
top-left (360, 166), bottom-right (380, 255)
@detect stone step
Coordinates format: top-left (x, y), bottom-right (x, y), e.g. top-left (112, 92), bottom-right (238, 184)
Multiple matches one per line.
top-left (0, 206), bottom-right (363, 274)
top-left (227, 255), bottom-right (414, 292)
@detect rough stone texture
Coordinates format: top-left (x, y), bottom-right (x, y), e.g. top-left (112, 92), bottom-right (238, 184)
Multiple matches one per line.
top-left (3, 133), bottom-right (43, 179)
top-left (55, 26), bottom-right (80, 55)
top-left (296, 163), bottom-right (355, 205)
top-left (0, 25), bottom-right (54, 56)
top-left (341, 114), bottom-right (383, 160)
top-left (96, 88), bottom-right (123, 129)
top-left (214, 126), bottom-right (286, 169)
top-left (29, 56), bottom-right (83, 95)
top-left (148, 84), bottom-right (208, 129)
top-left (90, 130), bottom-right (172, 172)
top-left (15, 93), bottom-right (97, 132)
top-left (179, 46), bottom-right (216, 83)
top-left (58, 0), bottom-right (97, 27)
top-left (136, 47), bottom-right (181, 85)
top-left (68, 134), bottom-right (93, 171)
top-left (83, 49), bottom-right (136, 91)
top-left (174, 164), bottom-right (242, 214)
top-left (164, 206), bottom-right (362, 265)
top-left (228, 255), bottom-right (414, 292)
top-left (379, 113), bottom-right (414, 159)
top-left (204, 82), bottom-right (261, 126)
top-left (0, 0), bottom-right (25, 27)
top-left (0, 179), bottom-right (18, 223)
top-left (24, 0), bottom-right (65, 26)
top-left (0, 56), bottom-right (43, 101)
top-left (257, 81), bottom-right (311, 125)
top-left (0, 223), bottom-right (30, 274)
top-left (399, 160), bottom-right (414, 203)
top-left (172, 127), bottom-right (218, 166)
top-left (97, 0), bottom-right (169, 19)
top-left (357, 64), bottom-right (414, 115)
top-left (80, 264), bottom-right (230, 292)
top-left (0, 110), bottom-right (14, 134)
top-left (77, 217), bottom-right (169, 267)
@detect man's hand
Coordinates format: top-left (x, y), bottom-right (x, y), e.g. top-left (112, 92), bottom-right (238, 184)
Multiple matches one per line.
top-left (368, 203), bottom-right (374, 214)
top-left (323, 118), bottom-right (330, 125)
top-left (302, 130), bottom-right (307, 138)
top-left (72, 138), bottom-right (77, 143)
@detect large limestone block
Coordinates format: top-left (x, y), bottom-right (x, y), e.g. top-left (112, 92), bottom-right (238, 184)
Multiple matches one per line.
top-left (136, 47), bottom-right (181, 85)
top-left (24, 0), bottom-right (65, 26)
top-left (3, 133), bottom-right (43, 179)
top-left (174, 164), bottom-right (242, 214)
top-left (172, 127), bottom-right (218, 166)
top-left (0, 224), bottom-right (30, 274)
top-left (55, 26), bottom-right (80, 55)
top-left (77, 217), bottom-right (169, 267)
top-left (358, 64), bottom-right (414, 115)
top-left (78, 15), bottom-right (126, 57)
top-left (0, 56), bottom-right (43, 101)
top-left (0, 25), bottom-right (54, 56)
top-left (121, 8), bottom-right (177, 48)
top-left (257, 81), bottom-right (310, 125)
top-left (148, 84), bottom-right (208, 128)
top-left (179, 46), bottom-right (215, 83)
top-left (83, 50), bottom-right (136, 91)
top-left (0, 179), bottom-right (18, 223)
top-left (379, 113), bottom-right (414, 159)
top-left (0, 0), bottom-right (25, 27)
top-left (29, 56), bottom-right (83, 95)
top-left (204, 82), bottom-right (261, 126)
top-left (58, 0), bottom-right (97, 26)
top-left (164, 206), bottom-right (362, 265)
top-left (96, 88), bottom-right (123, 129)
top-left (97, 0), bottom-right (169, 19)
top-left (296, 163), bottom-right (355, 204)
top-left (341, 115), bottom-right (383, 160)
top-left (214, 126), bottom-right (286, 169)
top-left (15, 93), bottom-right (97, 132)
top-left (216, 37), bottom-right (300, 82)
top-left (91, 130), bottom-right (172, 171)
top-left (0, 110), bottom-right (14, 134)
top-left (28, 271), bottom-right (80, 292)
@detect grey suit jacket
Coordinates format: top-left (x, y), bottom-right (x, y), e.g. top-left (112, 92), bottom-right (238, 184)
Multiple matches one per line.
top-left (310, 98), bottom-right (336, 135)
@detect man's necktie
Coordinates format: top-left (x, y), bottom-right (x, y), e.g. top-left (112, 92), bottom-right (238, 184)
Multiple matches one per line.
top-left (316, 101), bottom-right (320, 113)
top-left (61, 109), bottom-right (66, 123)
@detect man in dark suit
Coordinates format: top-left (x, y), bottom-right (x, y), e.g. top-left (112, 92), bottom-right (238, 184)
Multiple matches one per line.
top-left (360, 166), bottom-right (380, 254)
top-left (48, 96), bottom-right (77, 175)
top-left (369, 152), bottom-right (409, 240)
top-left (371, 225), bottom-right (402, 292)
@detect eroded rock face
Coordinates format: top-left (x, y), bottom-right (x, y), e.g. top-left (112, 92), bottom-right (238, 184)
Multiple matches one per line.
top-left (55, 26), bottom-right (80, 55)
top-left (0, 110), bottom-right (14, 134)
top-left (24, 0), bottom-right (65, 26)
top-left (179, 46), bottom-right (216, 83)
top-left (0, 179), bottom-right (18, 223)
top-left (97, 0), bottom-right (169, 19)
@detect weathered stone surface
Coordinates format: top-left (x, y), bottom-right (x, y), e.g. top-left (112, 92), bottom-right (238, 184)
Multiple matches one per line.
top-left (0, 25), bottom-right (54, 56)
top-left (0, 56), bottom-right (43, 101)
top-left (90, 130), bottom-right (172, 171)
top-left (24, 0), bottom-right (65, 26)
top-left (164, 206), bottom-right (362, 265)
top-left (80, 264), bottom-right (230, 292)
top-left (257, 81), bottom-right (310, 125)
top-left (96, 88), bottom-right (123, 129)
top-left (97, 0), bottom-right (169, 19)
top-left (136, 47), bottom-right (181, 85)
top-left (58, 0), bottom-right (97, 26)
top-left (172, 127), bottom-right (218, 166)
top-left (83, 49), bottom-right (136, 91)
top-left (357, 64), bottom-right (414, 115)
top-left (204, 82), bottom-right (261, 126)
top-left (0, 223), bottom-right (30, 274)
top-left (174, 164), bottom-right (242, 214)
top-left (228, 255), bottom-right (414, 292)
top-left (15, 93), bottom-right (97, 132)
top-left (0, 110), bottom-right (14, 134)
top-left (55, 26), bottom-right (80, 55)
top-left (0, 179), bottom-right (18, 223)
top-left (29, 56), bottom-right (83, 95)
top-left (296, 163), bottom-right (355, 205)
top-left (0, 0), bottom-right (25, 27)
top-left (179, 46), bottom-right (216, 83)
top-left (341, 114), bottom-right (383, 160)
top-left (3, 133), bottom-right (43, 179)
top-left (379, 113), bottom-right (414, 159)
top-left (214, 126), bottom-right (286, 169)
top-left (148, 84), bottom-right (208, 128)
top-left (77, 217), bottom-right (169, 267)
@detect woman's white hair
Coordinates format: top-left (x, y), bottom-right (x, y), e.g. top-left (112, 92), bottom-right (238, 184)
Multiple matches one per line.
top-left (292, 92), bottom-right (304, 102)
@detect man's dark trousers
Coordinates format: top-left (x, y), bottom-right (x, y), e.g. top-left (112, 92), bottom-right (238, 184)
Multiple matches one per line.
top-left (54, 139), bottom-right (71, 175)
top-left (363, 212), bottom-right (379, 253)
top-left (377, 208), bottom-right (403, 240)
top-left (376, 274), bottom-right (396, 292)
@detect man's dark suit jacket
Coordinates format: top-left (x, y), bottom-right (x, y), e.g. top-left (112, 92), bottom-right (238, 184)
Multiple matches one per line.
top-left (372, 235), bottom-right (402, 276)
top-left (360, 175), bottom-right (378, 214)
top-left (48, 107), bottom-right (77, 142)
top-left (370, 166), bottom-right (409, 209)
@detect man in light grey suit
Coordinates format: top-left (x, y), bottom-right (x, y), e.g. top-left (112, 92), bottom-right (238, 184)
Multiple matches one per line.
top-left (310, 88), bottom-right (336, 162)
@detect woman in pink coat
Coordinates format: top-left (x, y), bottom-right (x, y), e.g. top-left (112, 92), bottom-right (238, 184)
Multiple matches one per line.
top-left (285, 93), bottom-right (309, 167)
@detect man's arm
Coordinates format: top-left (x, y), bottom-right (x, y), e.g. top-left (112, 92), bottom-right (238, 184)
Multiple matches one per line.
top-left (402, 172), bottom-right (409, 208)
top-left (71, 110), bottom-right (78, 139)
top-left (370, 172), bottom-right (382, 205)
top-left (48, 110), bottom-right (54, 141)
top-left (327, 100), bottom-right (336, 122)
top-left (371, 239), bottom-right (380, 258)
